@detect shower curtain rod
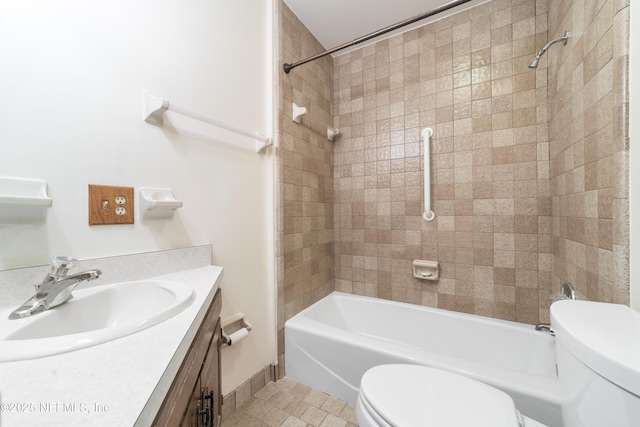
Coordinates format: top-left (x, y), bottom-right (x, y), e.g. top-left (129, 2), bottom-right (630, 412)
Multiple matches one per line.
top-left (283, 0), bottom-right (475, 74)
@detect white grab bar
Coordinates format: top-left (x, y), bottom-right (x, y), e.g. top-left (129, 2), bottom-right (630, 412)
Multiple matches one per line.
top-left (422, 128), bottom-right (435, 221)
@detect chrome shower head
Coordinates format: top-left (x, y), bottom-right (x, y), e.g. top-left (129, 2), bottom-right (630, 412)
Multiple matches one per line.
top-left (528, 30), bottom-right (570, 69)
top-left (528, 56), bottom-right (540, 69)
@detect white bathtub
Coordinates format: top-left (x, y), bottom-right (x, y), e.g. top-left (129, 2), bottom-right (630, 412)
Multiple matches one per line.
top-left (285, 292), bottom-right (563, 427)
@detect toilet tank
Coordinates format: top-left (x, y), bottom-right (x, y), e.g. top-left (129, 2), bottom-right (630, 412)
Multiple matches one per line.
top-left (551, 300), bottom-right (640, 427)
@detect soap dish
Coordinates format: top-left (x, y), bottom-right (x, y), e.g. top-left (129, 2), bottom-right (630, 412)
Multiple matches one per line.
top-left (413, 259), bottom-right (439, 281)
top-left (139, 188), bottom-right (183, 220)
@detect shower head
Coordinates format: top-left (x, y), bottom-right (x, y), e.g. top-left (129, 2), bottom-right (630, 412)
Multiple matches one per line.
top-left (528, 30), bottom-right (570, 69)
top-left (528, 56), bottom-right (540, 69)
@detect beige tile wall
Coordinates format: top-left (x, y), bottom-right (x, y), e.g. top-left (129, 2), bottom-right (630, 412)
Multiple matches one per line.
top-left (332, 0), bottom-right (550, 324)
top-left (275, 0), bottom-right (631, 375)
top-left (547, 0), bottom-right (630, 304)
top-left (276, 0), bottom-right (335, 372)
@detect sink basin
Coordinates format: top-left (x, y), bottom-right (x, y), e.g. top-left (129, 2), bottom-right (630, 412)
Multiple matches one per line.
top-left (0, 279), bottom-right (195, 362)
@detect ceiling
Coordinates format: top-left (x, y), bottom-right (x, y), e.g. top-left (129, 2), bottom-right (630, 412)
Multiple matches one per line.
top-left (282, 0), bottom-right (485, 54)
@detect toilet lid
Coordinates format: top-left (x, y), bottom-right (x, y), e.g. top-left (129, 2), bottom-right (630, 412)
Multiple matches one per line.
top-left (359, 364), bottom-right (522, 427)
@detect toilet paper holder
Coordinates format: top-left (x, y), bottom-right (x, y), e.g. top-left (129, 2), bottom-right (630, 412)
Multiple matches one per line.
top-left (221, 312), bottom-right (252, 347)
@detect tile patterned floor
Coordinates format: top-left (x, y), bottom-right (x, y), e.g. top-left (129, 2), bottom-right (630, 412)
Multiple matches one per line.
top-left (222, 377), bottom-right (358, 427)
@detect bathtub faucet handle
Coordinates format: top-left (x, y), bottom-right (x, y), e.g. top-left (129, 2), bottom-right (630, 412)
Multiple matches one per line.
top-left (561, 282), bottom-right (576, 300)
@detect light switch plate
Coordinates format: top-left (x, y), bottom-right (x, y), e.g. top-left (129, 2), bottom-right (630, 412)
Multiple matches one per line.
top-left (88, 185), bottom-right (134, 225)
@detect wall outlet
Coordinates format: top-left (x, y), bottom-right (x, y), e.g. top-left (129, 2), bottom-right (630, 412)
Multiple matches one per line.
top-left (88, 185), bottom-right (134, 225)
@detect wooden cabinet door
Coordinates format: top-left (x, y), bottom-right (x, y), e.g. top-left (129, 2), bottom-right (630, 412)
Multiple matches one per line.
top-left (200, 318), bottom-right (222, 427)
top-left (153, 289), bottom-right (221, 427)
top-left (180, 377), bottom-right (201, 427)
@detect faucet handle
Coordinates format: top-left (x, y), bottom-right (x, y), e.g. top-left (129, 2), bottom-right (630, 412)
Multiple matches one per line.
top-left (49, 256), bottom-right (78, 277)
top-left (561, 282), bottom-right (576, 300)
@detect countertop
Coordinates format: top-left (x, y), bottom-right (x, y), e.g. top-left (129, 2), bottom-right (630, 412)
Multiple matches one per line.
top-left (0, 265), bottom-right (223, 426)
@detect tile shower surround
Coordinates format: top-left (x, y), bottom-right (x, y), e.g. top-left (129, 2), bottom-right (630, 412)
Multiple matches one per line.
top-left (276, 0), bottom-right (336, 373)
top-left (332, 0), bottom-right (551, 325)
top-left (547, 0), bottom-right (630, 305)
top-left (277, 0), bottom-right (550, 346)
top-left (276, 0), bottom-right (630, 376)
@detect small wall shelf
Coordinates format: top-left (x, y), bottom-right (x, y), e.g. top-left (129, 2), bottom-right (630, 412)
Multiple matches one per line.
top-left (139, 187), bottom-right (183, 220)
top-left (0, 177), bottom-right (52, 224)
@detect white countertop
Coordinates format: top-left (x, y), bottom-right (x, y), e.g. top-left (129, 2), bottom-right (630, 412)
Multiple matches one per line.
top-left (0, 265), bottom-right (223, 427)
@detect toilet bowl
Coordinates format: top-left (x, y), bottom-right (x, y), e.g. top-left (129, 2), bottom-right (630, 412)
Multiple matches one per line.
top-left (355, 364), bottom-right (546, 427)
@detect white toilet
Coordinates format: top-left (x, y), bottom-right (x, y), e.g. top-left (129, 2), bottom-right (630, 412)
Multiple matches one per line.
top-left (356, 299), bottom-right (640, 427)
top-left (356, 364), bottom-right (545, 427)
top-left (551, 299), bottom-right (640, 426)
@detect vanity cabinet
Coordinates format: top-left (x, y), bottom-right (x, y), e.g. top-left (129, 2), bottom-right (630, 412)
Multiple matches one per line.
top-left (153, 288), bottom-right (222, 427)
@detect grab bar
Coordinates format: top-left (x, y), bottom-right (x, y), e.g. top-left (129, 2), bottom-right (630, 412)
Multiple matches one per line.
top-left (143, 91), bottom-right (272, 153)
top-left (422, 128), bottom-right (435, 221)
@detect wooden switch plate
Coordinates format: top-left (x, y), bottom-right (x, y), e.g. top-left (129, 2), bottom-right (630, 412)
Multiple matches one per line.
top-left (88, 185), bottom-right (134, 225)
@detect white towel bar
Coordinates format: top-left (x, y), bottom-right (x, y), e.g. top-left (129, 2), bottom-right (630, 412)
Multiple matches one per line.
top-left (143, 91), bottom-right (272, 153)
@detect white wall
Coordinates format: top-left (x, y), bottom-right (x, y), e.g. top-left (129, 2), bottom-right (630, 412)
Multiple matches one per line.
top-left (0, 0), bottom-right (274, 394)
top-left (631, 4), bottom-right (639, 312)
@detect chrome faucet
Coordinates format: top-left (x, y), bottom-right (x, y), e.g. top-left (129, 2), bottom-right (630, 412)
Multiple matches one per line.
top-left (535, 323), bottom-right (555, 335)
top-left (561, 282), bottom-right (576, 300)
top-left (8, 256), bottom-right (102, 320)
top-left (535, 282), bottom-right (577, 335)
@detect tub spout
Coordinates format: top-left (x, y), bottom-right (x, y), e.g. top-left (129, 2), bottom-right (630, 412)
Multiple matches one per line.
top-left (535, 323), bottom-right (554, 336)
